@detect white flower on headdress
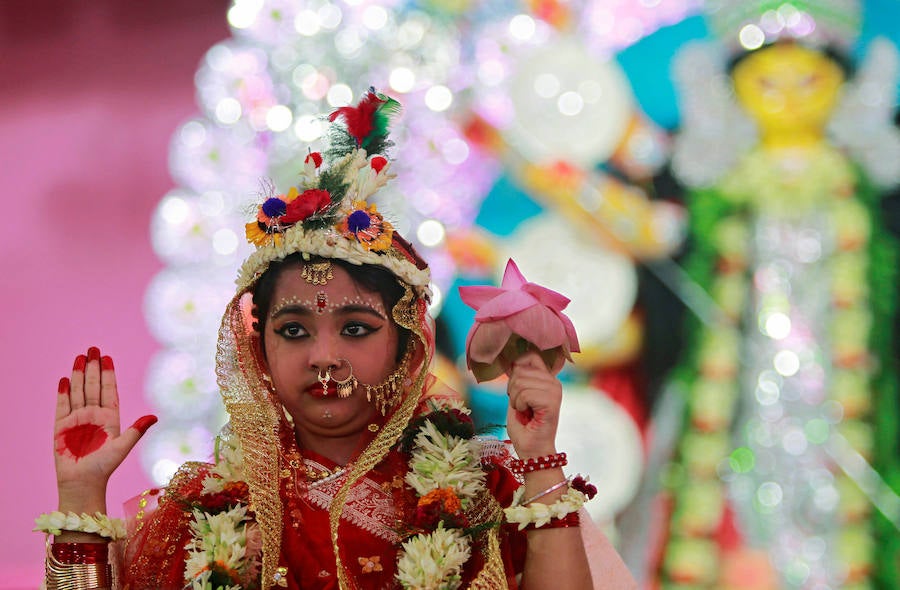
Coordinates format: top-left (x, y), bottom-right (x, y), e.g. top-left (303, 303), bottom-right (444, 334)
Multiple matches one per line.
top-left (355, 154), bottom-right (395, 202)
top-left (301, 151), bottom-right (323, 180)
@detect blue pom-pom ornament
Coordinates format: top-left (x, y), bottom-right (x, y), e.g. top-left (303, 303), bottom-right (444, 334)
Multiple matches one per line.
top-left (262, 197), bottom-right (287, 218)
top-left (347, 210), bottom-right (372, 233)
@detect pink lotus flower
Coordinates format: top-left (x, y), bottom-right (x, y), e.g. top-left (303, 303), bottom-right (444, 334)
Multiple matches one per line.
top-left (459, 259), bottom-right (580, 382)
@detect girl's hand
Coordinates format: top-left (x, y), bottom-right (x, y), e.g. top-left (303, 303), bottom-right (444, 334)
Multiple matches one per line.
top-left (54, 347), bottom-right (156, 513)
top-left (505, 351), bottom-right (562, 459)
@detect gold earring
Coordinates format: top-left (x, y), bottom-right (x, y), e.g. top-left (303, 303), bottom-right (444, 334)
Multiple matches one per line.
top-left (332, 359), bottom-right (357, 398)
top-left (362, 345), bottom-right (413, 415)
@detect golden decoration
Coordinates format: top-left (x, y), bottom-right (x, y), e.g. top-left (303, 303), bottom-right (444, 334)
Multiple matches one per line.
top-left (301, 260), bottom-right (334, 285)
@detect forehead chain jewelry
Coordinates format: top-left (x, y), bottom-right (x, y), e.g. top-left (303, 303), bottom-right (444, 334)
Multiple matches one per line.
top-left (301, 261), bottom-right (334, 285)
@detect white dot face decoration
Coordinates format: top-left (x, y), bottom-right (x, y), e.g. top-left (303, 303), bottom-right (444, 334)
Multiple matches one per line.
top-left (505, 36), bottom-right (634, 167)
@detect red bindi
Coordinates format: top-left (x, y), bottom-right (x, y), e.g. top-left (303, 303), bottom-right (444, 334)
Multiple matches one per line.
top-left (55, 423), bottom-right (108, 461)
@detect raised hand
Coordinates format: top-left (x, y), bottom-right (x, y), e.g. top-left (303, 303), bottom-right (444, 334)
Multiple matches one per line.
top-left (54, 346), bottom-right (156, 514)
top-left (504, 350), bottom-right (562, 460)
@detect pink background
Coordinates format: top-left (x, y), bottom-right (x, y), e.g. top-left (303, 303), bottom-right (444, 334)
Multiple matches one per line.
top-left (0, 2), bottom-right (228, 587)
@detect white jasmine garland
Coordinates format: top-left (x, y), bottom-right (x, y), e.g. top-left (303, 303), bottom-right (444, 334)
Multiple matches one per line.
top-left (396, 523), bottom-right (471, 590)
top-left (184, 504), bottom-right (258, 588)
top-left (404, 420), bottom-right (486, 502)
top-left (33, 511), bottom-right (126, 540)
top-left (503, 488), bottom-right (588, 531)
top-left (425, 398), bottom-right (471, 415)
top-left (396, 417), bottom-right (488, 589)
top-left (167, 410), bottom-right (493, 590)
top-left (202, 436), bottom-right (246, 495)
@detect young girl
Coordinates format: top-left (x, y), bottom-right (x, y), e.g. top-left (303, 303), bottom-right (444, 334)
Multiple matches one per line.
top-left (41, 91), bottom-right (635, 590)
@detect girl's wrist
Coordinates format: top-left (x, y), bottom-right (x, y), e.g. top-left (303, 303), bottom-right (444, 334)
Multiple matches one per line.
top-left (511, 445), bottom-right (559, 462)
top-left (57, 486), bottom-right (107, 515)
top-left (521, 467), bottom-right (567, 504)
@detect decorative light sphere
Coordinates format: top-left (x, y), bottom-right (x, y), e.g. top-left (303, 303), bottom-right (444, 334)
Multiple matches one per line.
top-left (500, 213), bottom-right (637, 346)
top-left (555, 383), bottom-right (644, 522)
top-left (506, 36), bottom-right (633, 167)
top-left (145, 349), bottom-right (218, 420)
top-left (416, 219), bottom-right (446, 247)
top-left (739, 23), bottom-right (766, 50)
top-left (142, 425), bottom-right (216, 485)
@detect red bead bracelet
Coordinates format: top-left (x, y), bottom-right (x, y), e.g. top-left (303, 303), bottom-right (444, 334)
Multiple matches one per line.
top-left (509, 452), bottom-right (567, 475)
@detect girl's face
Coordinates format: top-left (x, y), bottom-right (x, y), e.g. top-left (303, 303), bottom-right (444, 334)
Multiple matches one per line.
top-left (261, 262), bottom-right (400, 438)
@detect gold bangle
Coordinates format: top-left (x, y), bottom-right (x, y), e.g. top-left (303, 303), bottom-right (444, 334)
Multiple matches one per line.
top-left (45, 539), bottom-right (111, 590)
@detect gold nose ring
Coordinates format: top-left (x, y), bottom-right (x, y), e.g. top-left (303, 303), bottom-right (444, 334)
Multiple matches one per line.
top-left (317, 367), bottom-right (331, 389)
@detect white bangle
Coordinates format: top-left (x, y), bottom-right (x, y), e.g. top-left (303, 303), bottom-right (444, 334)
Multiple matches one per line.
top-left (34, 511), bottom-right (127, 541)
top-left (503, 487), bottom-right (587, 531)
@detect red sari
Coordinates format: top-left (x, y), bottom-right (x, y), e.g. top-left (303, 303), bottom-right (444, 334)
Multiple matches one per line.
top-left (121, 431), bottom-right (527, 589)
top-left (276, 447), bottom-right (526, 589)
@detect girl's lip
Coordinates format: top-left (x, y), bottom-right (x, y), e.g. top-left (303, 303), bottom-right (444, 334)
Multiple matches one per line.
top-left (306, 383), bottom-right (337, 398)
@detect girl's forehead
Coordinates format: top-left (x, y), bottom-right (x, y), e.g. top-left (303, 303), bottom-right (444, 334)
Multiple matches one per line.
top-left (274, 262), bottom-right (368, 296)
top-left (270, 263), bottom-right (386, 316)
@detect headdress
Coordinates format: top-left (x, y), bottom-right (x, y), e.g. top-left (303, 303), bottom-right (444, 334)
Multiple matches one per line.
top-left (237, 88), bottom-right (431, 300)
top-left (217, 89), bottom-right (439, 589)
top-left (705, 0), bottom-right (861, 54)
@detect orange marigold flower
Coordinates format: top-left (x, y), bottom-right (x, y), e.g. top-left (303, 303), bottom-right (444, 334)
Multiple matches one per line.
top-left (337, 201), bottom-right (394, 252)
top-left (245, 222), bottom-right (284, 247)
top-left (283, 186), bottom-right (300, 204)
top-left (246, 221), bottom-right (271, 247)
top-left (417, 487), bottom-right (462, 514)
top-left (256, 187), bottom-right (299, 226)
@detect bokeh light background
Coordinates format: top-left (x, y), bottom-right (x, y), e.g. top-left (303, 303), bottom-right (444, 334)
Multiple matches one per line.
top-left (3, 0), bottom-right (899, 588)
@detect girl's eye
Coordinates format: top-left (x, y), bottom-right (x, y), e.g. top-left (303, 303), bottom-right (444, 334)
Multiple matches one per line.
top-left (342, 322), bottom-right (377, 337)
top-left (275, 323), bottom-right (307, 339)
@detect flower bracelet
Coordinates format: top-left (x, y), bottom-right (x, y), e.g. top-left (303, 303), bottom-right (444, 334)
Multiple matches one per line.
top-left (503, 474), bottom-right (598, 531)
top-left (34, 511), bottom-right (127, 541)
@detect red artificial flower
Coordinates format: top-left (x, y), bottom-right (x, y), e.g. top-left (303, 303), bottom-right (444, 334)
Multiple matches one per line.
top-left (305, 151), bottom-right (323, 168)
top-left (370, 155), bottom-right (388, 173)
top-left (282, 189), bottom-right (331, 224)
top-left (411, 501), bottom-right (442, 529)
top-left (571, 476), bottom-right (597, 500)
